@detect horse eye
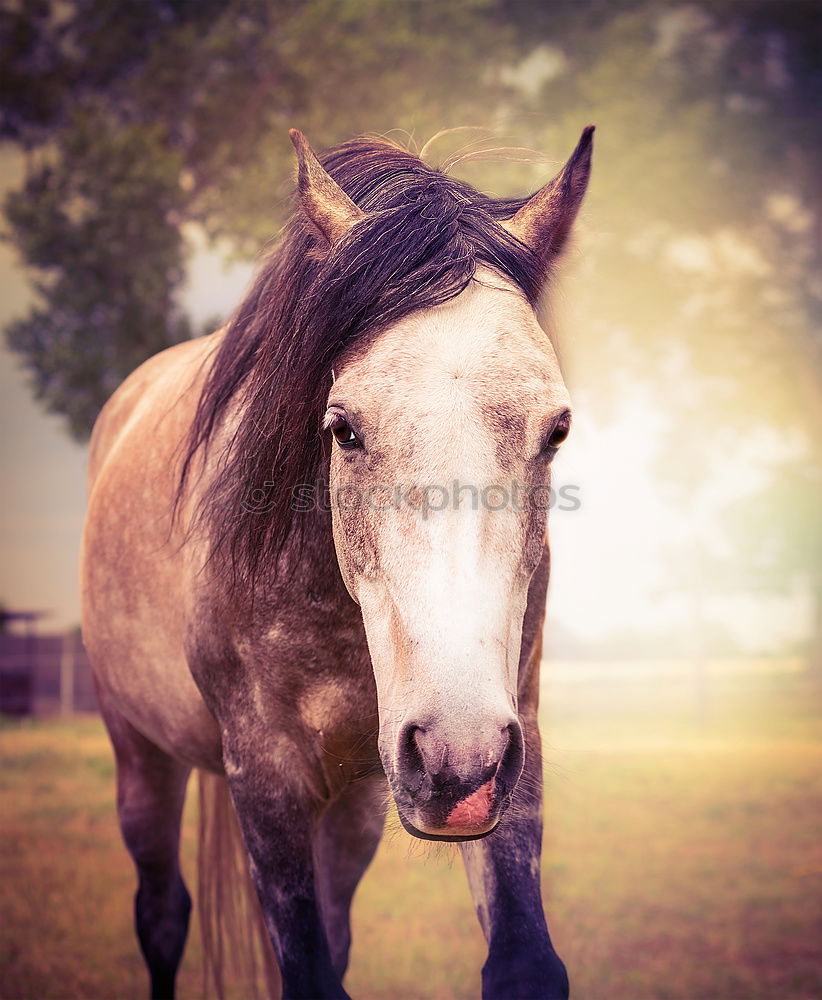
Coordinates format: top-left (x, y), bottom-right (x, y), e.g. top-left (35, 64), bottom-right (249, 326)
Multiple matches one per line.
top-left (329, 414), bottom-right (360, 449)
top-left (545, 411), bottom-right (571, 451)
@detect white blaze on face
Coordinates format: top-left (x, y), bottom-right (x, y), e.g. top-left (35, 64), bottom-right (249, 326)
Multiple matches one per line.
top-left (327, 271), bottom-right (571, 765)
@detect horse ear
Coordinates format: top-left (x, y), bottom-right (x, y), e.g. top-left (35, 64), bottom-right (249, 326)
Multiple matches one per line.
top-left (504, 126), bottom-right (594, 267)
top-left (289, 129), bottom-right (365, 246)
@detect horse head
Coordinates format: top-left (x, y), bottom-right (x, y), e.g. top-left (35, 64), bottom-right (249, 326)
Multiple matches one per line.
top-left (291, 128), bottom-right (592, 840)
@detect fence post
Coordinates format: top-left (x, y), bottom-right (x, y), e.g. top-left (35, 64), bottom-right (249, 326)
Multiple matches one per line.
top-left (60, 632), bottom-right (75, 717)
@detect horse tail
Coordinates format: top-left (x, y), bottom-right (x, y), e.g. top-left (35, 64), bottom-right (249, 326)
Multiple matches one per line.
top-left (197, 770), bottom-right (281, 999)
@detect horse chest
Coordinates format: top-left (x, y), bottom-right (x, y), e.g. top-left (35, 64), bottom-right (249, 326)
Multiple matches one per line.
top-left (186, 590), bottom-right (379, 780)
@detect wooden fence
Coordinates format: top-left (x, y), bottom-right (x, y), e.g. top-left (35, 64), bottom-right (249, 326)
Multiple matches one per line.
top-left (0, 632), bottom-right (97, 716)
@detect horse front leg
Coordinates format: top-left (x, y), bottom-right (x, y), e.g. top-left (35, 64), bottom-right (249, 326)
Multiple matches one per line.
top-left (97, 687), bottom-right (192, 1000)
top-left (314, 776), bottom-right (388, 978)
top-left (460, 710), bottom-right (569, 1000)
top-left (227, 767), bottom-right (347, 1000)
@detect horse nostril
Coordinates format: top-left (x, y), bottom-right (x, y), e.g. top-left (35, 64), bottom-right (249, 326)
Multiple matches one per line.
top-left (496, 720), bottom-right (524, 793)
top-left (397, 723), bottom-right (425, 787)
top-left (398, 723), bottom-right (457, 793)
top-left (397, 719), bottom-right (522, 794)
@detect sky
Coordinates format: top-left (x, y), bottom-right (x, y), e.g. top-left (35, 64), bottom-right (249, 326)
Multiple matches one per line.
top-left (0, 147), bottom-right (812, 651)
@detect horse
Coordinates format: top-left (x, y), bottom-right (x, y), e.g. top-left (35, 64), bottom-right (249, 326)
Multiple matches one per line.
top-left (80, 124), bottom-right (593, 1000)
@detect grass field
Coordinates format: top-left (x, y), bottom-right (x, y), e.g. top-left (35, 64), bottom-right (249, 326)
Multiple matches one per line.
top-left (2, 669), bottom-right (821, 1000)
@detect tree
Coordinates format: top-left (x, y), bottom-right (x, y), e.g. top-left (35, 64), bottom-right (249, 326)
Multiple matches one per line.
top-left (4, 112), bottom-right (191, 436)
top-left (499, 0), bottom-right (821, 415)
top-left (1, 0), bottom-right (513, 438)
top-left (3, 0), bottom-right (819, 450)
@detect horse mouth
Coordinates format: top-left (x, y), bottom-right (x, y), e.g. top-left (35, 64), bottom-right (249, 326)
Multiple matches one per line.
top-left (395, 806), bottom-right (501, 843)
top-left (394, 777), bottom-right (508, 842)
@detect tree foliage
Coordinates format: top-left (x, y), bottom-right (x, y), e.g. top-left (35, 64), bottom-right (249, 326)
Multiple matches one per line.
top-left (499, 1), bottom-right (822, 413)
top-left (5, 112), bottom-right (190, 436)
top-left (1, 0), bottom-right (510, 437)
top-left (2, 0), bottom-right (820, 444)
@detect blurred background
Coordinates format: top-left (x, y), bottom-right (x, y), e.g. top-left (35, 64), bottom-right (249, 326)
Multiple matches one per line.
top-left (1, 1), bottom-right (820, 998)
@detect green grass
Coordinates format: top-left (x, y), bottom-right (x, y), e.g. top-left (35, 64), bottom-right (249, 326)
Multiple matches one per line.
top-left (1, 672), bottom-right (821, 999)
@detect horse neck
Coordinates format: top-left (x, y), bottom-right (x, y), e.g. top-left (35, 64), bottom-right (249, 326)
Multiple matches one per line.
top-left (210, 478), bottom-right (354, 628)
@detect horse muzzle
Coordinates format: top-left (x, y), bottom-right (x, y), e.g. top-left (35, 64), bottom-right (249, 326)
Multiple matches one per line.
top-left (390, 718), bottom-right (524, 841)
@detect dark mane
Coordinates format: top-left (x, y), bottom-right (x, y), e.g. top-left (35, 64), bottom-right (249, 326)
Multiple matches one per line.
top-left (180, 136), bottom-right (544, 589)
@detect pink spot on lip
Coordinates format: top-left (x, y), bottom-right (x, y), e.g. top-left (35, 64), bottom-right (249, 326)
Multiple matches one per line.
top-left (445, 778), bottom-right (496, 830)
